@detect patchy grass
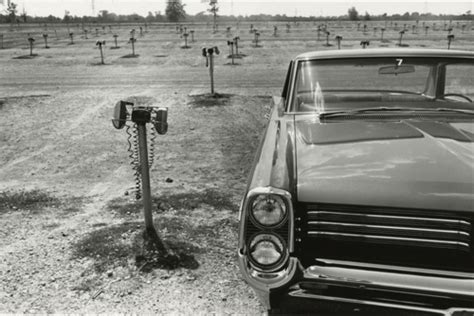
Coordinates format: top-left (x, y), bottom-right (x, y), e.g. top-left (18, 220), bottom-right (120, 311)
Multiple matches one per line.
top-left (0, 189), bottom-right (60, 213)
top-left (106, 188), bottom-right (238, 219)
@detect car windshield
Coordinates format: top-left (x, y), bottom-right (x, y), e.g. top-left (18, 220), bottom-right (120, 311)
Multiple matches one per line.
top-left (291, 57), bottom-right (474, 113)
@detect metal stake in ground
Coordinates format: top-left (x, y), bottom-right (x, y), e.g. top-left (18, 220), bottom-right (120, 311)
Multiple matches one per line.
top-left (227, 40), bottom-right (235, 64)
top-left (96, 40), bottom-right (106, 64)
top-left (28, 37), bottom-right (35, 56)
top-left (335, 35), bottom-right (342, 50)
top-left (202, 46), bottom-right (220, 96)
top-left (234, 36), bottom-right (240, 56)
top-left (112, 102), bottom-right (169, 235)
top-left (135, 113), bottom-right (153, 232)
top-left (447, 34), bottom-right (455, 50)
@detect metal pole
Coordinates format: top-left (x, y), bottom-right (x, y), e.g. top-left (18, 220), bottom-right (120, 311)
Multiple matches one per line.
top-left (137, 122), bottom-right (154, 231)
top-left (100, 46), bottom-right (104, 64)
top-left (231, 43), bottom-right (234, 65)
top-left (210, 54), bottom-right (215, 95)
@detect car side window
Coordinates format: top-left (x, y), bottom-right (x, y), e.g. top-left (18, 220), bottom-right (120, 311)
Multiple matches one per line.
top-left (444, 64), bottom-right (474, 100)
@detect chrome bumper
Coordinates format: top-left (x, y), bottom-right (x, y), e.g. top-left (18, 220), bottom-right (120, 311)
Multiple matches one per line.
top-left (289, 291), bottom-right (474, 316)
top-left (289, 259), bottom-right (474, 315)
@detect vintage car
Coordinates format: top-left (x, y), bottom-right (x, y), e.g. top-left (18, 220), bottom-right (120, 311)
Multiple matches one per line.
top-left (238, 48), bottom-right (474, 315)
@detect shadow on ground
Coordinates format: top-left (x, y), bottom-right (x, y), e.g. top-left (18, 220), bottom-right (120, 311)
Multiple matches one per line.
top-left (71, 220), bottom-right (200, 273)
top-left (0, 189), bottom-right (83, 215)
top-left (188, 93), bottom-right (233, 108)
top-left (121, 54), bottom-right (139, 58)
top-left (13, 54), bottom-right (38, 59)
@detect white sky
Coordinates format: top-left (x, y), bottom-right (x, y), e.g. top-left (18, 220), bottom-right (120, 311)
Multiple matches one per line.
top-left (3, 0), bottom-right (474, 18)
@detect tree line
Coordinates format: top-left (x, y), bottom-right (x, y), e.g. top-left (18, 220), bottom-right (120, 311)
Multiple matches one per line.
top-left (1, 0), bottom-right (472, 24)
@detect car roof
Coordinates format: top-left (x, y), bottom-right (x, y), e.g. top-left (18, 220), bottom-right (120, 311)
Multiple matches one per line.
top-left (295, 48), bottom-right (474, 61)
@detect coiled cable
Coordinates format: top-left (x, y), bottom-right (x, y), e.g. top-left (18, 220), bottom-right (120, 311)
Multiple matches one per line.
top-left (126, 123), bottom-right (142, 200)
top-left (148, 123), bottom-right (156, 169)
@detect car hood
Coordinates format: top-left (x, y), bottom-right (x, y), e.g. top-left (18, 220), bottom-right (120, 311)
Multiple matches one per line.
top-left (295, 118), bottom-right (474, 212)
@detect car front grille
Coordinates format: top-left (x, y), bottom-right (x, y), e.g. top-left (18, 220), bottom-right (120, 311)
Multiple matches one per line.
top-left (297, 203), bottom-right (474, 272)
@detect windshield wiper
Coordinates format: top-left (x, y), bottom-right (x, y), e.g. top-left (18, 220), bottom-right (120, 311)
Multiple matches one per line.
top-left (319, 107), bottom-right (474, 119)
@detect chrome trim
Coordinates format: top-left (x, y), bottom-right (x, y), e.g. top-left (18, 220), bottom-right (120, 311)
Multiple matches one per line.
top-left (308, 221), bottom-right (470, 236)
top-left (307, 211), bottom-right (472, 229)
top-left (308, 231), bottom-right (471, 251)
top-left (238, 253), bottom-right (300, 291)
top-left (308, 221), bottom-right (471, 238)
top-left (304, 264), bottom-right (474, 297)
top-left (288, 290), bottom-right (474, 316)
top-left (287, 58), bottom-right (303, 113)
top-left (315, 258), bottom-right (474, 279)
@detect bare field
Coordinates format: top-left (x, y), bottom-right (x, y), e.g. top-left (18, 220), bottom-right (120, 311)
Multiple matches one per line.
top-left (0, 21), bottom-right (473, 313)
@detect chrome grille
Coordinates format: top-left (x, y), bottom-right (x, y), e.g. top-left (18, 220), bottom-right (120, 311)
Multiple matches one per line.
top-left (306, 208), bottom-right (472, 253)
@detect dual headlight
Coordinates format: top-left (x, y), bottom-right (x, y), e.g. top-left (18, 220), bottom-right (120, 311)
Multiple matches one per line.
top-left (250, 194), bottom-right (288, 228)
top-left (247, 194), bottom-right (289, 269)
top-left (249, 233), bottom-right (285, 267)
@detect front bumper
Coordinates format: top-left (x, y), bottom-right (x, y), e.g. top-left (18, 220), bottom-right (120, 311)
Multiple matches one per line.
top-left (240, 255), bottom-right (474, 315)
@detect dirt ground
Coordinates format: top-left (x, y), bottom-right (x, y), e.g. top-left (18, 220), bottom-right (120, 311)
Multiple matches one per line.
top-left (0, 21), bottom-right (473, 314)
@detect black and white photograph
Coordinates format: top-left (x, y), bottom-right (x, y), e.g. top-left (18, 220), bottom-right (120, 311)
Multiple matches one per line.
top-left (0, 0), bottom-right (473, 314)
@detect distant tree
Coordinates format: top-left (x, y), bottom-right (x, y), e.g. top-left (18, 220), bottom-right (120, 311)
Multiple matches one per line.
top-left (99, 10), bottom-right (110, 21)
top-left (363, 11), bottom-right (370, 21)
top-left (64, 10), bottom-right (71, 32)
top-left (146, 11), bottom-right (155, 22)
top-left (348, 7), bottom-right (359, 21)
top-left (21, 8), bottom-right (27, 23)
top-left (63, 10), bottom-right (71, 22)
top-left (7, 1), bottom-right (18, 24)
top-left (208, 0), bottom-right (219, 33)
top-left (165, 0), bottom-right (186, 22)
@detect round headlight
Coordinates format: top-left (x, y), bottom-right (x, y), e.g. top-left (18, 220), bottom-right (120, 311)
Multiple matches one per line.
top-left (249, 234), bottom-right (285, 267)
top-left (250, 194), bottom-right (287, 227)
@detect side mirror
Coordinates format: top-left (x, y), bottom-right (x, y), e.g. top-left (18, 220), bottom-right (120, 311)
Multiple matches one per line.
top-left (153, 108), bottom-right (168, 135)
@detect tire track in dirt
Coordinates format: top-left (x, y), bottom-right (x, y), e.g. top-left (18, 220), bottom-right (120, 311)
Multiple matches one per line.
top-left (0, 144), bottom-right (55, 171)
